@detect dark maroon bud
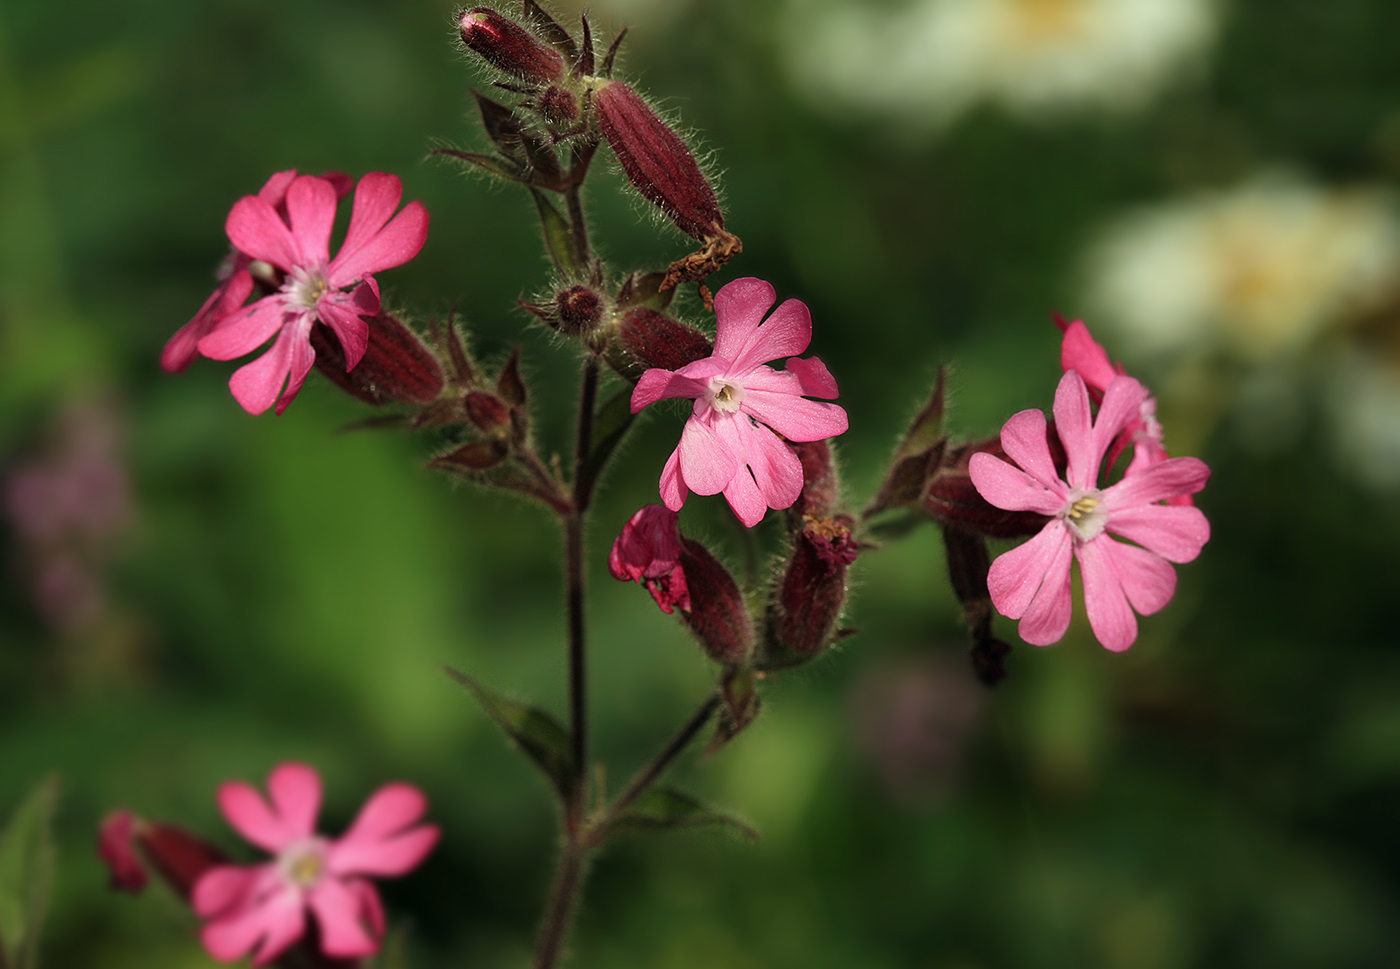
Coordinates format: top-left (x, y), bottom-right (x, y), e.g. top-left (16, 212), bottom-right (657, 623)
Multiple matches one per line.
top-left (614, 306), bottom-right (713, 378)
top-left (496, 349), bottom-right (527, 407)
top-left (464, 390), bottom-right (511, 434)
top-left (310, 313), bottom-right (444, 407)
top-left (592, 79), bottom-right (724, 241)
top-left (790, 439), bottom-right (840, 519)
top-left (761, 515), bottom-right (858, 669)
top-left (556, 284), bottom-right (603, 335)
top-left (677, 538), bottom-right (752, 665)
top-left (924, 439), bottom-right (1051, 540)
top-left (99, 811), bottom-right (228, 903)
top-left (537, 85), bottom-right (579, 126)
top-left (459, 7), bottom-right (565, 85)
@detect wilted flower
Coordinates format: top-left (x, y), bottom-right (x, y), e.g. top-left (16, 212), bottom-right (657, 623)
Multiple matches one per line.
top-left (193, 763), bottom-right (438, 965)
top-left (969, 371), bottom-right (1210, 651)
top-left (609, 504), bottom-right (690, 613)
top-left (631, 277), bottom-right (848, 527)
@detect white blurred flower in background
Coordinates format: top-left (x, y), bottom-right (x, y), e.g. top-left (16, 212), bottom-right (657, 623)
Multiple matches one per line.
top-left (783, 0), bottom-right (1217, 133)
top-left (1326, 349), bottom-right (1400, 489)
top-left (1084, 172), bottom-right (1400, 361)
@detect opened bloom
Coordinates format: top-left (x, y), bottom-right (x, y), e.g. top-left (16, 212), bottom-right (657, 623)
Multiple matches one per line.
top-left (969, 371), bottom-right (1210, 651)
top-left (193, 762), bottom-right (438, 965)
top-left (195, 172), bottom-right (428, 415)
top-left (630, 277), bottom-right (848, 527)
top-left (609, 504), bottom-right (690, 613)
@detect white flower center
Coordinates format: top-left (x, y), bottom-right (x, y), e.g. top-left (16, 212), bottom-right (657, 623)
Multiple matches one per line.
top-left (277, 837), bottom-right (328, 888)
top-left (1060, 488), bottom-right (1107, 542)
top-left (283, 266), bottom-right (331, 309)
top-left (706, 376), bottom-right (746, 414)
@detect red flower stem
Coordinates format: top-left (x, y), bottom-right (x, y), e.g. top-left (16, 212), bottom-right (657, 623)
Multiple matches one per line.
top-left (606, 692), bottom-right (721, 819)
top-left (565, 139), bottom-right (598, 269)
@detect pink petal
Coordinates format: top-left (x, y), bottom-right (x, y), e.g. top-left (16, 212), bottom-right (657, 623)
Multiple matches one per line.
top-left (969, 451), bottom-right (1066, 515)
top-left (676, 415), bottom-right (738, 497)
top-left (340, 173), bottom-right (403, 260)
top-left (998, 408), bottom-right (1062, 492)
top-left (284, 176), bottom-right (337, 269)
top-left (986, 521), bottom-right (1070, 621)
top-left (1017, 537), bottom-right (1074, 647)
top-left (163, 268), bottom-right (255, 372)
top-left (1086, 376), bottom-right (1148, 487)
top-left (712, 277), bottom-right (776, 363)
top-left (351, 878), bottom-right (386, 937)
top-left (1106, 540), bottom-right (1177, 616)
top-left (308, 878), bottom-right (379, 958)
top-left (721, 464), bottom-right (768, 527)
top-left (273, 318), bottom-right (318, 416)
top-left (197, 296), bottom-right (288, 362)
top-left (1052, 371), bottom-right (1095, 490)
top-left (256, 169), bottom-right (299, 206)
top-left (329, 201), bottom-right (429, 286)
top-left (727, 298), bottom-right (813, 375)
top-left (631, 367), bottom-right (710, 412)
top-left (1106, 504), bottom-right (1210, 563)
top-left (738, 365), bottom-right (803, 396)
top-left (719, 417), bottom-right (804, 516)
top-left (740, 389), bottom-right (848, 442)
top-left (97, 810), bottom-right (148, 893)
top-left (1075, 537), bottom-right (1137, 651)
top-left (1103, 456), bottom-right (1210, 508)
top-left (659, 449), bottom-right (687, 511)
top-left (314, 294), bottom-right (370, 371)
top-left (328, 783), bottom-right (434, 872)
top-left (265, 763), bottom-right (322, 841)
top-left (218, 782), bottom-right (291, 852)
top-left (784, 355), bottom-right (839, 398)
top-left (330, 826), bottom-right (439, 877)
top-left (1060, 320), bottom-right (1118, 394)
top-left (226, 196), bottom-right (301, 271)
top-left (200, 883), bottom-right (304, 966)
top-left (193, 864), bottom-right (261, 918)
top-left (227, 326), bottom-right (298, 416)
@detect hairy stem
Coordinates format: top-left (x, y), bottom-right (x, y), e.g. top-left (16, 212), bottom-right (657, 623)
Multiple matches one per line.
top-left (531, 841), bottom-right (590, 969)
top-left (608, 692), bottom-right (721, 818)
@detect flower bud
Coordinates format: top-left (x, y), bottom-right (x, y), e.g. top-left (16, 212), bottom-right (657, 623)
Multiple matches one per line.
top-left (464, 390), bottom-right (512, 435)
top-left (612, 306), bottom-right (713, 378)
top-left (609, 504), bottom-right (689, 613)
top-left (678, 539), bottom-right (752, 665)
top-left (556, 284), bottom-right (604, 335)
top-left (98, 810), bottom-right (227, 902)
top-left (537, 85), bottom-right (580, 126)
top-left (924, 439), bottom-right (1051, 540)
top-left (459, 7), bottom-right (565, 85)
top-left (592, 79), bottom-right (724, 241)
top-left (310, 313), bottom-right (445, 408)
top-left (790, 439), bottom-right (840, 519)
top-left (761, 515), bottom-right (859, 669)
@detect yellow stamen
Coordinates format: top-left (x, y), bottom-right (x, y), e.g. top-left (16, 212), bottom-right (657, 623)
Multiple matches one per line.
top-left (286, 852), bottom-right (323, 887)
top-left (1067, 496), bottom-right (1099, 520)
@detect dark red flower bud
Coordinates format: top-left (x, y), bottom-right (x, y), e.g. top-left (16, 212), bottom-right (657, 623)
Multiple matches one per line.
top-left (677, 538), bottom-right (752, 665)
top-left (460, 7), bottom-right (565, 85)
top-left (790, 439), bottom-right (840, 519)
top-left (464, 390), bottom-right (512, 434)
top-left (310, 313), bottom-right (445, 408)
top-left (761, 515), bottom-right (858, 669)
top-left (99, 811), bottom-right (227, 903)
top-left (556, 284), bottom-right (604, 335)
top-left (613, 306), bottom-right (713, 378)
top-left (593, 79), bottom-right (724, 241)
top-left (537, 85), bottom-right (580, 126)
top-left (609, 505), bottom-right (689, 614)
top-left (98, 810), bottom-right (148, 893)
top-left (924, 439), bottom-right (1051, 540)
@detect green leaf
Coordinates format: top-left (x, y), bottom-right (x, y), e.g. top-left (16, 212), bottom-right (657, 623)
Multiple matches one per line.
top-left (597, 786), bottom-right (758, 843)
top-left (577, 387), bottom-right (635, 500)
top-left (0, 777), bottom-right (59, 969)
top-left (530, 189), bottom-right (581, 279)
top-left (446, 668), bottom-right (576, 804)
top-left (430, 147), bottom-right (526, 184)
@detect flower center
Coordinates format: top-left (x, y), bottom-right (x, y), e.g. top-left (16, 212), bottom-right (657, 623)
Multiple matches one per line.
top-left (277, 838), bottom-right (328, 889)
top-left (706, 376), bottom-right (746, 414)
top-left (1060, 489), bottom-right (1107, 542)
top-left (283, 267), bottom-right (331, 309)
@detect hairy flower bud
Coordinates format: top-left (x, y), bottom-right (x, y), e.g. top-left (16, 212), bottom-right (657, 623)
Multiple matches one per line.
top-left (678, 539), bottom-right (752, 665)
top-left (459, 7), bottom-right (565, 85)
top-left (556, 284), bottom-right (604, 335)
top-left (464, 390), bottom-right (512, 434)
top-left (790, 439), bottom-right (840, 519)
top-left (310, 313), bottom-right (445, 407)
top-left (761, 515), bottom-right (858, 669)
top-left (924, 439), bottom-right (1052, 540)
top-left (593, 79), bottom-right (724, 241)
top-left (612, 306), bottom-right (713, 378)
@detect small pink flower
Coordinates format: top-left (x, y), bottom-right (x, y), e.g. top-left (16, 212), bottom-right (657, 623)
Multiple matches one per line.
top-left (195, 172), bottom-right (428, 415)
top-left (609, 504), bottom-right (690, 613)
top-left (98, 810), bottom-right (149, 893)
top-left (193, 762), bottom-right (438, 966)
top-left (630, 277), bottom-right (848, 527)
top-left (969, 371), bottom-right (1211, 651)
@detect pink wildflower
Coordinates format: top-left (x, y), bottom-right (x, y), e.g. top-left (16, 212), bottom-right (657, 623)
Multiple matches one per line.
top-left (195, 172), bottom-right (428, 415)
top-left (630, 277), bottom-right (848, 527)
top-left (193, 762), bottom-right (438, 965)
top-left (609, 504), bottom-right (690, 613)
top-left (969, 371), bottom-right (1211, 651)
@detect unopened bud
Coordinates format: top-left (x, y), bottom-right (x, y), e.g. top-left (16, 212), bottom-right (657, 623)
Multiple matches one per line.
top-left (464, 390), bottom-right (512, 434)
top-left (556, 284), bottom-right (604, 335)
top-left (678, 539), bottom-right (752, 665)
top-left (613, 306), bottom-right (713, 378)
top-left (310, 313), bottom-right (445, 407)
top-left (924, 439), bottom-right (1050, 540)
top-left (790, 439), bottom-right (840, 519)
top-left (537, 85), bottom-right (580, 126)
top-left (761, 515), bottom-right (858, 669)
top-left (460, 7), bottom-right (565, 85)
top-left (593, 79), bottom-right (724, 241)
top-left (609, 504), bottom-right (689, 614)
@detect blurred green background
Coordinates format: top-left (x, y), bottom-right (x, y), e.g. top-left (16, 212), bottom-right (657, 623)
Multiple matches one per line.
top-left (3, 0), bottom-right (1400, 966)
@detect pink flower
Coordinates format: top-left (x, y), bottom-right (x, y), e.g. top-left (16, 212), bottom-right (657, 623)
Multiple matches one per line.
top-left (98, 810), bottom-right (150, 893)
top-left (609, 504), bottom-right (690, 613)
top-left (969, 371), bottom-right (1211, 651)
top-left (630, 277), bottom-right (848, 527)
top-left (195, 172), bottom-right (428, 415)
top-left (193, 763), bottom-right (438, 966)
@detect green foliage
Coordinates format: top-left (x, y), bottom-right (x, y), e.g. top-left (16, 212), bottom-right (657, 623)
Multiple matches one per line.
top-left (0, 778), bottom-right (58, 969)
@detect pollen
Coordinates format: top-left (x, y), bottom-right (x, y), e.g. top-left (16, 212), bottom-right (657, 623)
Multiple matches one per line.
top-left (1067, 496), bottom-right (1099, 520)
